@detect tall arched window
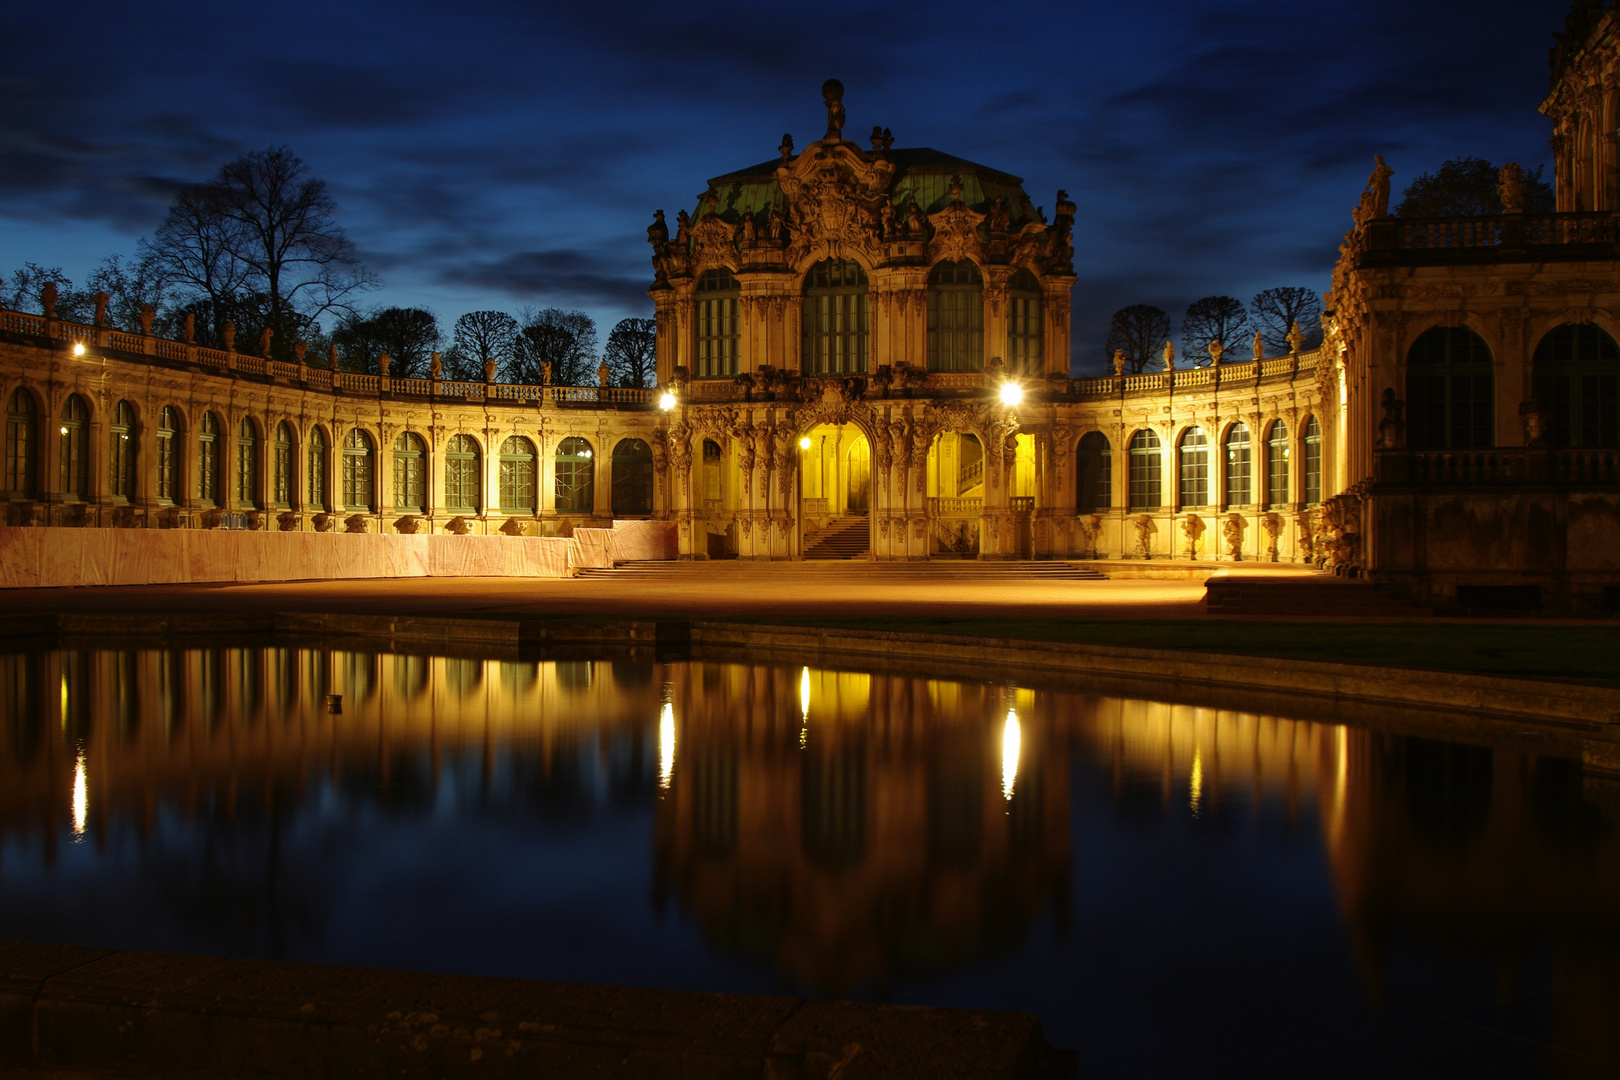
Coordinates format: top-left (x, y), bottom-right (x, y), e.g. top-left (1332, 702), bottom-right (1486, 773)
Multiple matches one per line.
top-left (393, 432), bottom-right (426, 512)
top-left (1224, 422), bottom-right (1251, 508)
top-left (342, 428), bottom-right (374, 511)
top-left (1076, 431), bottom-right (1111, 512)
top-left (499, 436), bottom-right (537, 513)
top-left (927, 260), bottom-right (983, 372)
top-left (444, 434), bottom-right (480, 513)
top-left (695, 268), bottom-right (740, 378)
top-left (59, 394), bottom-right (89, 499)
top-left (1303, 416), bottom-right (1322, 506)
top-left (555, 436), bottom-right (595, 513)
top-left (702, 439), bottom-right (723, 507)
top-left (307, 427), bottom-right (328, 511)
top-left (1178, 426), bottom-right (1209, 507)
top-left (4, 389), bottom-right (37, 498)
top-left (611, 438), bottom-right (653, 515)
top-left (110, 400), bottom-right (136, 502)
top-left (1128, 430), bottom-right (1161, 510)
top-left (1266, 420), bottom-right (1290, 508)
top-left (1406, 326), bottom-right (1493, 449)
top-left (197, 413), bottom-right (220, 505)
top-left (156, 406), bottom-right (179, 504)
top-left (1532, 323), bottom-right (1620, 447)
top-left (235, 417), bottom-right (259, 508)
top-left (272, 423), bottom-right (293, 508)
top-left (802, 259), bottom-right (868, 374)
top-left (1007, 268), bottom-right (1043, 375)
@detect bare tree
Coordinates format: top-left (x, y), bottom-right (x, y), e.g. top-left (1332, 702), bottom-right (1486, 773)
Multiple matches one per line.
top-left (509, 308), bottom-right (597, 386)
top-left (450, 310), bottom-right (518, 380)
top-left (333, 307), bottom-right (441, 377)
top-left (603, 318), bottom-right (656, 388)
top-left (1249, 287), bottom-right (1322, 355)
top-left (1103, 305), bottom-right (1171, 374)
top-left (142, 147), bottom-right (375, 359)
top-left (1181, 296), bottom-right (1249, 365)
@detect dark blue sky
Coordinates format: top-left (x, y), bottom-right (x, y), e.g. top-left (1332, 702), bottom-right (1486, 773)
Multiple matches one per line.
top-left (0, 0), bottom-right (1568, 372)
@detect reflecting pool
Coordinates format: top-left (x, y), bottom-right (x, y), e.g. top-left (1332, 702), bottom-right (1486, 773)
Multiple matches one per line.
top-left (1, 647), bottom-right (1617, 1076)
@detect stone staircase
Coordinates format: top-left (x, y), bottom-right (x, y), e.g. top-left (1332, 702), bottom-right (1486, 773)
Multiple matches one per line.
top-left (1203, 571), bottom-right (1430, 616)
top-left (803, 516), bottom-right (871, 560)
top-left (576, 559), bottom-right (1109, 581)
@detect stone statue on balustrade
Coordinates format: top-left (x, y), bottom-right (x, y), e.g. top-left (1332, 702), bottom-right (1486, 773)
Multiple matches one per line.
top-left (1207, 339), bottom-right (1223, 368)
top-left (1162, 339), bottom-right (1175, 371)
top-left (1252, 331), bottom-right (1264, 362)
top-left (430, 351), bottom-right (442, 379)
top-left (598, 360), bottom-right (612, 389)
top-left (1499, 163), bottom-right (1527, 213)
top-left (1366, 155), bottom-right (1393, 218)
top-left (1113, 349), bottom-right (1126, 376)
top-left (260, 327), bottom-right (273, 358)
top-left (1287, 322), bottom-right (1304, 354)
top-left (647, 209), bottom-right (669, 252)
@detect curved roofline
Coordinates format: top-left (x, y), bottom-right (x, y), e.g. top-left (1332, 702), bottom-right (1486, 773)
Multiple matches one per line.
top-left (708, 146), bottom-right (1023, 187)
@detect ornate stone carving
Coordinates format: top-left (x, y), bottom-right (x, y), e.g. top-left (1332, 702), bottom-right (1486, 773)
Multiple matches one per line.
top-left (1223, 514), bottom-right (1246, 561)
top-left (926, 176), bottom-right (986, 265)
top-left (1133, 514), bottom-right (1156, 560)
top-left (1182, 514), bottom-right (1205, 559)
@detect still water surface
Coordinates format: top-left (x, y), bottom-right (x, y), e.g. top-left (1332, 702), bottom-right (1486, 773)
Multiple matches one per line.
top-left (1, 647), bottom-right (1616, 1076)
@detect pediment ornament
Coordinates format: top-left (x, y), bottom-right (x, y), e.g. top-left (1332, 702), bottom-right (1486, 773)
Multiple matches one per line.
top-left (927, 199), bottom-right (986, 265)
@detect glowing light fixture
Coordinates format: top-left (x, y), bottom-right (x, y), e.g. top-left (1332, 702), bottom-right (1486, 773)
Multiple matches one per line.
top-left (72, 343), bottom-right (85, 357)
top-left (658, 702), bottom-right (675, 790)
top-left (60, 426), bottom-right (68, 435)
top-left (798, 436), bottom-right (812, 450)
top-left (71, 747), bottom-right (87, 838)
top-left (1001, 709), bottom-right (1021, 801)
top-left (659, 391), bottom-right (676, 411)
top-left (999, 381), bottom-right (1023, 407)
top-left (799, 666), bottom-right (810, 747)
top-left (60, 675), bottom-right (69, 729)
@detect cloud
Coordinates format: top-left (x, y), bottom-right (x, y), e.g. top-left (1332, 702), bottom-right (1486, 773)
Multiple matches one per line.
top-left (435, 248), bottom-right (652, 310)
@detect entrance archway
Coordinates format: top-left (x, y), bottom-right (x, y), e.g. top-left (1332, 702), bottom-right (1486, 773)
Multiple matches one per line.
top-left (798, 422), bottom-right (872, 559)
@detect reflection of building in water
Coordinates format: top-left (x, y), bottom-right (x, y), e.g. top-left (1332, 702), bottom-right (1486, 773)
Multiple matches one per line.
top-left (655, 663), bottom-right (1071, 994)
top-left (0, 649), bottom-right (662, 862)
top-left (1324, 731), bottom-right (1620, 1075)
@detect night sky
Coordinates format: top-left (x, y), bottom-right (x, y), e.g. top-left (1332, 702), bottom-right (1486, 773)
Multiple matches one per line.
top-left (0, 0), bottom-right (1568, 373)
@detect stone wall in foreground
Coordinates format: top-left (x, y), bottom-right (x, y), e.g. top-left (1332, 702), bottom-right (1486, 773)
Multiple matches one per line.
top-left (0, 519), bottom-right (675, 589)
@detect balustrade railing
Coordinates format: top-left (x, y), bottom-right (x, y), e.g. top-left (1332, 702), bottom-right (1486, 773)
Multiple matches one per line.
top-left (1381, 447), bottom-right (1620, 487)
top-left (1365, 211), bottom-right (1620, 254)
top-left (957, 456), bottom-right (984, 493)
top-left (1008, 496), bottom-right (1035, 513)
top-left (929, 496), bottom-right (983, 517)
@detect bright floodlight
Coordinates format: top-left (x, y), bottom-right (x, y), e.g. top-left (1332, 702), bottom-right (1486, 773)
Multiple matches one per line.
top-left (72, 343), bottom-right (85, 356)
top-left (999, 381), bottom-right (1023, 407)
top-left (659, 391), bottom-right (676, 411)
top-left (799, 436), bottom-right (812, 450)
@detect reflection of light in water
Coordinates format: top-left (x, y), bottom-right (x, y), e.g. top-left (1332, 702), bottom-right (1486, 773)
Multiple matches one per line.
top-left (1189, 748), bottom-right (1203, 818)
top-left (60, 675), bottom-right (68, 729)
top-left (799, 666), bottom-right (810, 747)
top-left (1001, 709), bottom-right (1021, 801)
top-left (658, 702), bottom-right (675, 790)
top-left (71, 747), bottom-right (87, 839)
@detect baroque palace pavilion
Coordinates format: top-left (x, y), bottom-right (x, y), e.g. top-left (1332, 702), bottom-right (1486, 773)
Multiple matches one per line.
top-left (4, 5), bottom-right (1620, 608)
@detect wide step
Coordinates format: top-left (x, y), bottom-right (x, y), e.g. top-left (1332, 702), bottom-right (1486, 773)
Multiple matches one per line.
top-left (577, 560), bottom-right (1108, 580)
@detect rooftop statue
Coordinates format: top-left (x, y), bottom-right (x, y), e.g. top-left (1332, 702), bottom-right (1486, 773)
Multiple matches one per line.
top-left (822, 79), bottom-right (845, 141)
top-left (1208, 339), bottom-right (1224, 367)
top-left (1366, 155), bottom-right (1393, 218)
top-left (1253, 330), bottom-right (1264, 361)
top-left (647, 209), bottom-right (668, 250)
top-left (1287, 321), bottom-right (1304, 354)
top-left (779, 133), bottom-right (794, 161)
top-left (1499, 162), bottom-right (1527, 213)
top-left (1162, 339), bottom-right (1175, 371)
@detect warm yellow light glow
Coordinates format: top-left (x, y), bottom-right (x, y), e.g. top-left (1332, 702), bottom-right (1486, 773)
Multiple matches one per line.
top-left (1189, 748), bottom-right (1203, 818)
top-left (798, 436), bottom-right (812, 450)
top-left (658, 702), bottom-right (675, 790)
top-left (999, 381), bottom-right (1022, 407)
top-left (1001, 709), bottom-right (1021, 801)
top-left (799, 666), bottom-right (811, 720)
top-left (60, 675), bottom-right (68, 729)
top-left (659, 391), bottom-right (676, 411)
top-left (71, 748), bottom-right (87, 838)
top-left (59, 426), bottom-right (68, 435)
top-left (72, 343), bottom-right (85, 356)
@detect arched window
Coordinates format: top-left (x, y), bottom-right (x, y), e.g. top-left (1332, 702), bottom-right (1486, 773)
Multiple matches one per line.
top-left (499, 436), bottom-right (536, 513)
top-left (702, 439), bottom-right (723, 507)
top-left (927, 260), bottom-right (983, 372)
top-left (611, 438), bottom-right (653, 515)
top-left (198, 413), bottom-right (220, 506)
top-left (4, 389), bottom-right (37, 498)
top-left (555, 436), bottom-right (595, 513)
top-left (156, 406), bottom-right (179, 504)
top-left (1406, 326), bottom-right (1493, 449)
top-left (59, 394), bottom-right (89, 499)
top-left (695, 268), bottom-right (740, 378)
top-left (1007, 268), bottom-right (1043, 375)
top-left (235, 417), bottom-right (259, 508)
top-left (392, 432), bottom-right (426, 512)
top-left (444, 434), bottom-right (480, 513)
top-left (1178, 426), bottom-right (1209, 507)
top-left (802, 259), bottom-right (868, 374)
top-left (342, 428), bottom-right (374, 511)
top-left (110, 401), bottom-right (136, 502)
top-left (1076, 431), bottom-right (1111, 512)
top-left (1532, 323), bottom-right (1620, 447)
top-left (1128, 430), bottom-right (1161, 510)
top-left (306, 427), bottom-right (328, 511)
top-left (1266, 420), bottom-right (1290, 508)
top-left (272, 423), bottom-right (294, 508)
top-left (1224, 422), bottom-right (1251, 508)
top-left (1303, 416), bottom-right (1322, 506)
